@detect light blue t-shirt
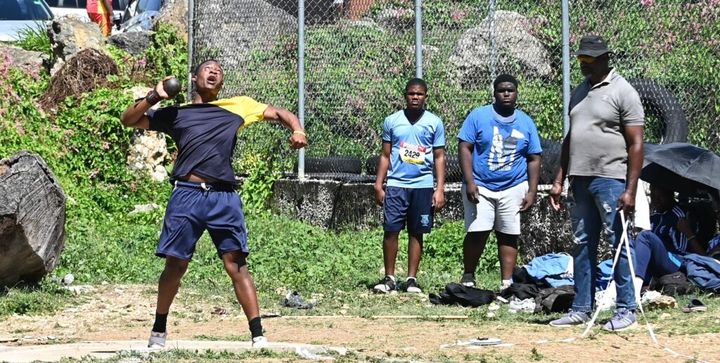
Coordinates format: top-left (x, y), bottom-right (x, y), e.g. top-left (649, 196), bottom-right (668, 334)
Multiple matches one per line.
top-left (457, 105), bottom-right (542, 191)
top-left (382, 110), bottom-right (445, 188)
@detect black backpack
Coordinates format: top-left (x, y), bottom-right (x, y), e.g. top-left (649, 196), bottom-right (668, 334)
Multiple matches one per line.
top-left (534, 285), bottom-right (575, 313)
top-left (651, 271), bottom-right (695, 295)
top-left (429, 283), bottom-right (496, 307)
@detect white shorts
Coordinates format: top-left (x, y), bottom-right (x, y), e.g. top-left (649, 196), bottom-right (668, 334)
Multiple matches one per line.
top-left (462, 181), bottom-right (529, 235)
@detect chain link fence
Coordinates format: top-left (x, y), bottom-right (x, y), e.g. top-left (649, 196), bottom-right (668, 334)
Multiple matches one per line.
top-left (190, 0), bottom-right (720, 181)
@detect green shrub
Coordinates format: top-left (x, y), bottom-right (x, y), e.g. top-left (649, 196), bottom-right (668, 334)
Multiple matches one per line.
top-left (144, 23), bottom-right (188, 82)
top-left (15, 23), bottom-right (53, 61)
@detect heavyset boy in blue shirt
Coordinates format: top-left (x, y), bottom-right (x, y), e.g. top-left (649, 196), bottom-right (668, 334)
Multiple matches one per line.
top-left (458, 105), bottom-right (542, 191)
top-left (457, 74), bottom-right (542, 291)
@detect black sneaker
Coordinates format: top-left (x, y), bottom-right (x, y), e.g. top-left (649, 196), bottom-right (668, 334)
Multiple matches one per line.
top-left (373, 275), bottom-right (397, 293)
top-left (460, 272), bottom-right (475, 287)
top-left (404, 277), bottom-right (422, 294)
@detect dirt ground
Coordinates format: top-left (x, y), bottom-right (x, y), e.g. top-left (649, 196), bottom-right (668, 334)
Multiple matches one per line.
top-left (0, 285), bottom-right (718, 362)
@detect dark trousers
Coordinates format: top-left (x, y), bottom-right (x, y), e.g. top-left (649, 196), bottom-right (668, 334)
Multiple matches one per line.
top-left (633, 230), bottom-right (682, 283)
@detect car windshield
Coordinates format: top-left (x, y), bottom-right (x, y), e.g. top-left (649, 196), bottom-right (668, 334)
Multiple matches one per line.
top-left (137, 0), bottom-right (161, 13)
top-left (0, 0), bottom-right (53, 21)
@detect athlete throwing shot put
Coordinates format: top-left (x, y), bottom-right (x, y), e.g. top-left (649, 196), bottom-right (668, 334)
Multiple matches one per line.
top-left (120, 60), bottom-right (307, 348)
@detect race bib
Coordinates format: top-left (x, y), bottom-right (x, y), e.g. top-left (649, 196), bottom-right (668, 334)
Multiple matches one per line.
top-left (400, 141), bottom-right (427, 165)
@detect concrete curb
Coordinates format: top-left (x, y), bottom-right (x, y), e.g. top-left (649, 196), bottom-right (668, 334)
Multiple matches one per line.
top-left (0, 340), bottom-right (348, 362)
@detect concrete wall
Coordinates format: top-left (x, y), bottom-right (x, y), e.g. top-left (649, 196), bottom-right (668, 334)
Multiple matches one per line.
top-left (270, 178), bottom-right (603, 260)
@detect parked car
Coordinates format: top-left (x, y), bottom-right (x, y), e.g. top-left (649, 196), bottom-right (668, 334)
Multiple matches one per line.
top-left (0, 0), bottom-right (54, 42)
top-left (118, 0), bottom-right (162, 32)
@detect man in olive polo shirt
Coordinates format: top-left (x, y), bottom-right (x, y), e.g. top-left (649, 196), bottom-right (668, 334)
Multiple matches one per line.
top-left (549, 35), bottom-right (645, 331)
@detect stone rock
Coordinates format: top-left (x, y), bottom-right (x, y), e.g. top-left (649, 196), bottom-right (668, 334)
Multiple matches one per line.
top-left (127, 129), bottom-right (168, 182)
top-left (374, 7), bottom-right (414, 31)
top-left (192, 0), bottom-right (296, 71)
top-left (107, 31), bottom-right (154, 55)
top-left (47, 16), bottom-right (106, 73)
top-left (125, 86), bottom-right (168, 182)
top-left (0, 44), bottom-right (49, 71)
top-left (0, 152), bottom-right (66, 287)
top-left (266, 0), bottom-right (344, 24)
top-left (130, 203), bottom-right (161, 214)
top-left (450, 10), bottom-right (552, 88)
top-left (154, 0), bottom-right (188, 41)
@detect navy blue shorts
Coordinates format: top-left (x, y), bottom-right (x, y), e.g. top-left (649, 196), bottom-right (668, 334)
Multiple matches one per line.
top-left (383, 186), bottom-right (434, 234)
top-left (156, 180), bottom-right (248, 260)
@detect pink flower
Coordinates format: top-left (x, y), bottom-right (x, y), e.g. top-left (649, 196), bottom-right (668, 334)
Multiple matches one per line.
top-left (451, 10), bottom-right (467, 22)
top-left (640, 0), bottom-right (654, 7)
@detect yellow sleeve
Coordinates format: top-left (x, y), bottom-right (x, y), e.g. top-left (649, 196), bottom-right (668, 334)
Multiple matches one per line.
top-left (214, 96), bottom-right (268, 128)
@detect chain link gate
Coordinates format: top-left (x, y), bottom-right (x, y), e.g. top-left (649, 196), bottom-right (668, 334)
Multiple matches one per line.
top-left (189, 0), bottom-right (720, 182)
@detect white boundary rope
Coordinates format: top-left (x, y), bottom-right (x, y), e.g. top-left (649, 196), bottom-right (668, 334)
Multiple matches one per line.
top-left (576, 210), bottom-right (711, 362)
top-left (581, 210), bottom-right (658, 343)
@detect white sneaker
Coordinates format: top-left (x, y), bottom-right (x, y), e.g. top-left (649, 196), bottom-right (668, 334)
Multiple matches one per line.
top-left (252, 336), bottom-right (269, 348)
top-left (404, 277), bottom-right (422, 294)
top-left (148, 331), bottom-right (167, 348)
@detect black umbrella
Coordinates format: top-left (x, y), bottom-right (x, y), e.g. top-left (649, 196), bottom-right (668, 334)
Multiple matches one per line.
top-left (641, 142), bottom-right (720, 195)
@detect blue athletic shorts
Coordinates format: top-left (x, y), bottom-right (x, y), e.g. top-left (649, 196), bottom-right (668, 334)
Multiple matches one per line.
top-left (156, 180), bottom-right (248, 260)
top-left (383, 186), bottom-right (434, 234)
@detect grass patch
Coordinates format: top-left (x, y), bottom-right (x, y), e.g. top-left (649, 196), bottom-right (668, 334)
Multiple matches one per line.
top-left (193, 334), bottom-right (249, 341)
top-left (0, 281), bottom-right (76, 318)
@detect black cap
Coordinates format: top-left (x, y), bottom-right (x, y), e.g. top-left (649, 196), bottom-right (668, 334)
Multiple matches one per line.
top-left (576, 35), bottom-right (612, 57)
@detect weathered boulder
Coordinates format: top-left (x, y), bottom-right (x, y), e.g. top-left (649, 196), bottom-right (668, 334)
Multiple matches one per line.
top-left (47, 16), bottom-right (106, 75)
top-left (126, 86), bottom-right (168, 182)
top-left (107, 31), bottom-right (154, 55)
top-left (155, 0), bottom-right (188, 40)
top-left (374, 7), bottom-right (414, 31)
top-left (127, 129), bottom-right (169, 182)
top-left (266, 0), bottom-right (344, 24)
top-left (0, 44), bottom-right (49, 72)
top-left (192, 0), bottom-right (296, 72)
top-left (450, 10), bottom-right (552, 88)
top-left (0, 152), bottom-right (66, 287)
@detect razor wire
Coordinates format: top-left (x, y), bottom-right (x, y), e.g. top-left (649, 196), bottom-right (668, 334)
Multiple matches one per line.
top-left (189, 0), bottom-right (720, 179)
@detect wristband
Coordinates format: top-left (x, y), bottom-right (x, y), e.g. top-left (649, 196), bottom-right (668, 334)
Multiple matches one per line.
top-left (293, 130), bottom-right (306, 137)
top-left (145, 90), bottom-right (162, 105)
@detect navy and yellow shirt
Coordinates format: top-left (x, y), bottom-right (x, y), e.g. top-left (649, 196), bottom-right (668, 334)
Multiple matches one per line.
top-left (146, 96), bottom-right (268, 184)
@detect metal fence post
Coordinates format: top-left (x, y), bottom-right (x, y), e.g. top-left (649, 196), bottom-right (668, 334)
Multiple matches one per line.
top-left (187, 0), bottom-right (194, 100)
top-left (415, 0), bottom-right (423, 78)
top-left (298, 0), bottom-right (306, 180)
top-left (561, 0), bottom-right (570, 136)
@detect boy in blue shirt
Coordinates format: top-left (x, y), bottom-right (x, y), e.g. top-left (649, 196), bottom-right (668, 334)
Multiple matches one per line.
top-left (373, 78), bottom-right (446, 294)
top-left (457, 74), bottom-right (542, 290)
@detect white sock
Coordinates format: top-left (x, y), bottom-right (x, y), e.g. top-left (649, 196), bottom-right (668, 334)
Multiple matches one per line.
top-left (386, 275), bottom-right (396, 282)
top-left (501, 279), bottom-right (513, 289)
